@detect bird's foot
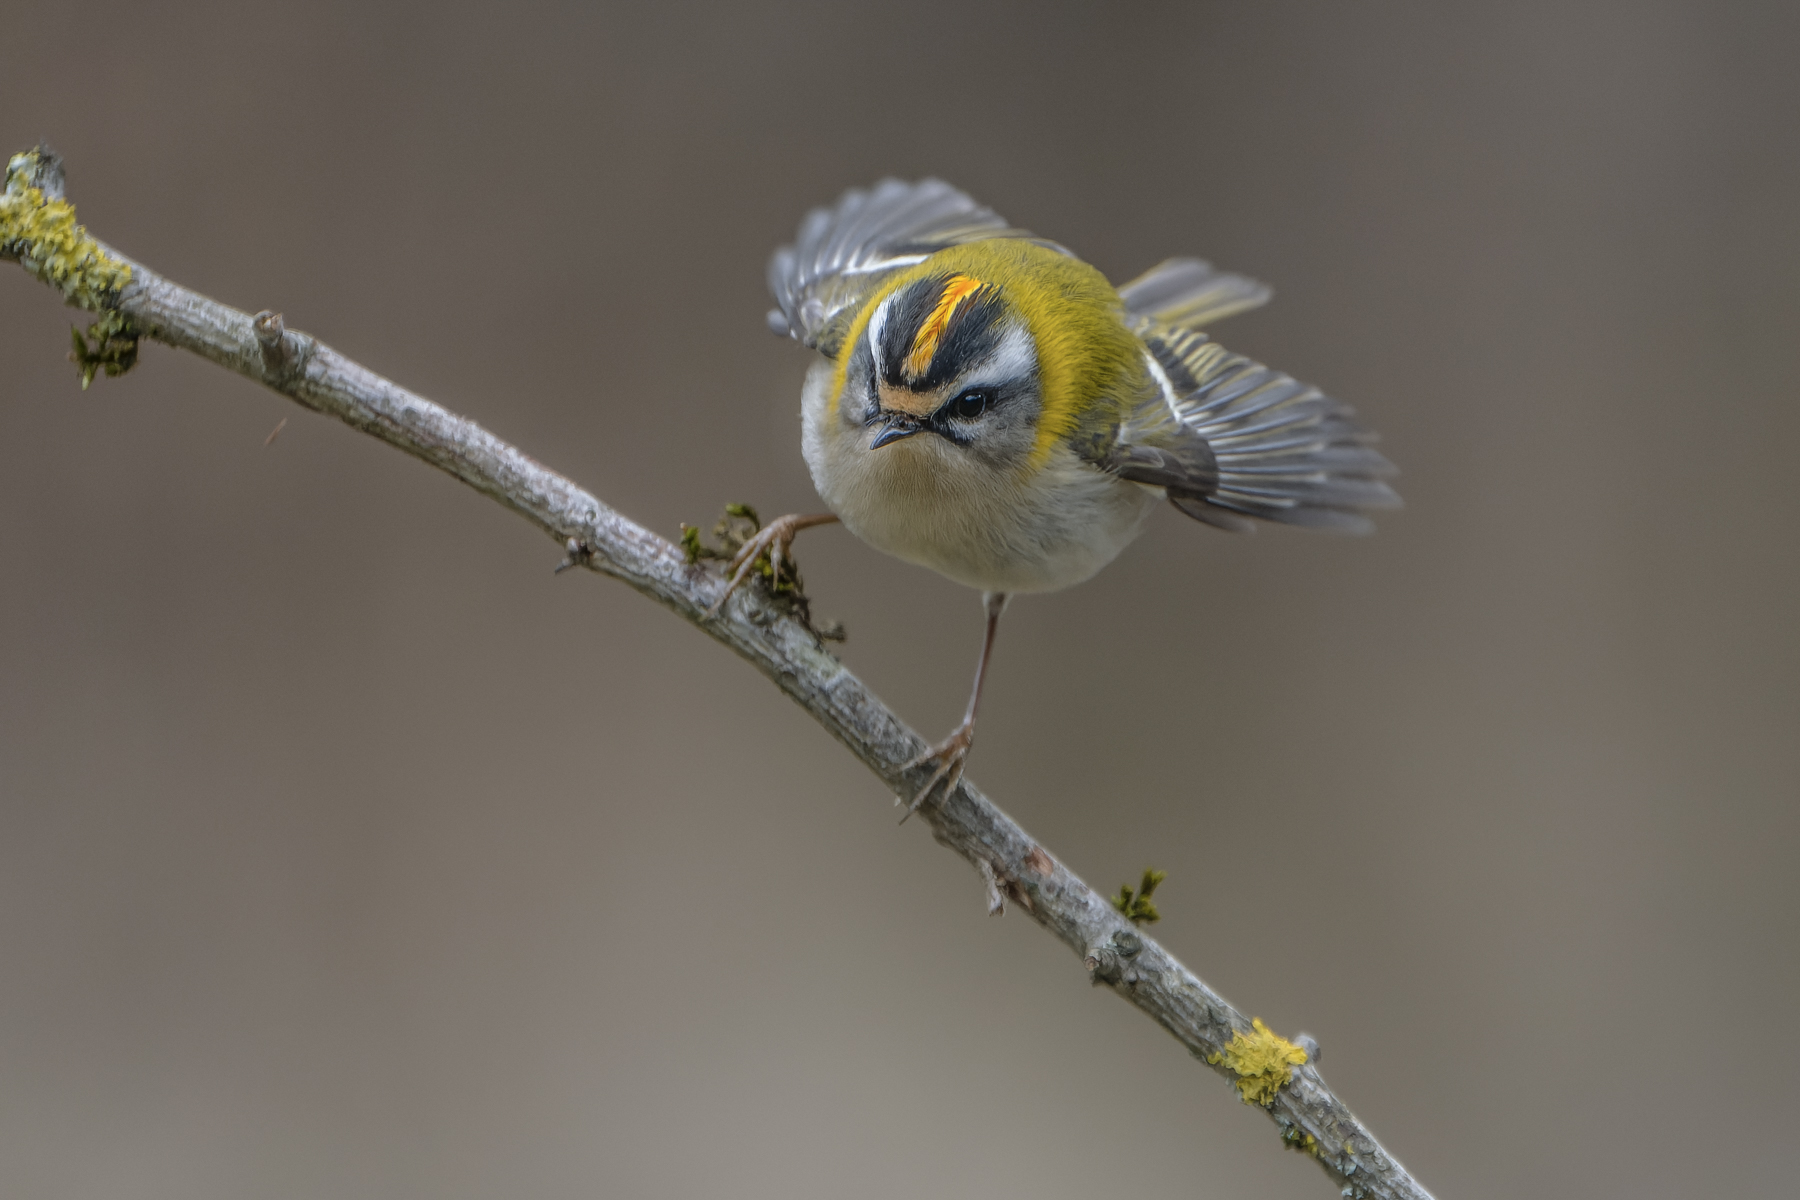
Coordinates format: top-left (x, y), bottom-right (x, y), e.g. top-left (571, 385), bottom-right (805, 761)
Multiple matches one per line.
top-left (897, 721), bottom-right (975, 822)
top-left (705, 512), bottom-right (814, 618)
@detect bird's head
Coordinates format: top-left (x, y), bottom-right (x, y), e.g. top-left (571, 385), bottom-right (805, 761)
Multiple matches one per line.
top-left (838, 269), bottom-right (1044, 470)
top-left (832, 243), bottom-right (1149, 475)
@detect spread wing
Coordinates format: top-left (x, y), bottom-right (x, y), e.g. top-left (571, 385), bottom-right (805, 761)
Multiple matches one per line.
top-left (1117, 258), bottom-right (1272, 330)
top-left (1098, 324), bottom-right (1400, 534)
top-left (767, 179), bottom-right (1062, 357)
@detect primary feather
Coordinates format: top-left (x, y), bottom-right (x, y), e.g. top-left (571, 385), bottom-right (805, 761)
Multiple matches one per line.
top-left (1119, 324), bottom-right (1400, 533)
top-left (1117, 257), bottom-right (1273, 330)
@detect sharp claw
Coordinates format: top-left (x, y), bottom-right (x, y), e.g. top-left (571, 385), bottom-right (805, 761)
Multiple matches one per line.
top-left (946, 758), bottom-right (967, 797)
top-left (900, 759), bottom-right (951, 823)
top-left (768, 534), bottom-right (787, 590)
top-left (704, 524), bottom-right (774, 618)
top-left (731, 535), bottom-right (761, 575)
top-left (896, 726), bottom-right (974, 823)
top-left (703, 512), bottom-right (824, 619)
top-left (704, 562), bottom-right (746, 619)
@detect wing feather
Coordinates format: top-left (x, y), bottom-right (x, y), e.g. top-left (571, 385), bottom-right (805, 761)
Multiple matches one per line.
top-left (1104, 324), bottom-right (1399, 534)
top-left (767, 179), bottom-right (1060, 355)
top-left (1117, 258), bottom-right (1272, 330)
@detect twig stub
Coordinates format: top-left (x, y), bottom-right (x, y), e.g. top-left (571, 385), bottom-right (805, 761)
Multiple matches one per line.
top-left (251, 309), bottom-right (311, 381)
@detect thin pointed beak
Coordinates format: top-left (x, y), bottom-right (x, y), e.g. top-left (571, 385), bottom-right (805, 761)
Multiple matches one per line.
top-left (870, 419), bottom-right (922, 450)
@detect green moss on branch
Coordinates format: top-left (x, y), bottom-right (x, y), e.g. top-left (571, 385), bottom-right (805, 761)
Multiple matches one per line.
top-left (70, 310), bottom-right (140, 388)
top-left (1111, 867), bottom-right (1166, 925)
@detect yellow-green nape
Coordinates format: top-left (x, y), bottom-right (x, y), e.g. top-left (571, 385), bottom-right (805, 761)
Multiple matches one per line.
top-left (2, 148), bottom-right (133, 310)
top-left (1207, 1017), bottom-right (1309, 1106)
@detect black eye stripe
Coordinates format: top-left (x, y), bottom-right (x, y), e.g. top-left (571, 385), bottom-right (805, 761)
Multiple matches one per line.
top-left (925, 389), bottom-right (994, 433)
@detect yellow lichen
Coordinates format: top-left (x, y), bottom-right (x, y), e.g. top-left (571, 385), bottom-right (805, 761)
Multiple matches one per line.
top-left (1208, 1018), bottom-right (1308, 1106)
top-left (1282, 1127), bottom-right (1321, 1158)
top-left (2, 148), bottom-right (132, 310)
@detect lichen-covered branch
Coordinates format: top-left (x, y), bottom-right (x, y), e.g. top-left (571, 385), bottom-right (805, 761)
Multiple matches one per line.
top-left (2, 146), bottom-right (1433, 1200)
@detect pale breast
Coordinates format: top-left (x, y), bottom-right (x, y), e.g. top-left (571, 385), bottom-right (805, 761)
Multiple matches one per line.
top-left (800, 362), bottom-right (1158, 593)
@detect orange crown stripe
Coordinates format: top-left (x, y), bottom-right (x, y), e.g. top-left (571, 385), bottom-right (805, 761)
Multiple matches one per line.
top-left (903, 274), bottom-right (986, 379)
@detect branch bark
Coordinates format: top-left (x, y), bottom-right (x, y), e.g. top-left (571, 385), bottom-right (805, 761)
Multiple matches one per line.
top-left (3, 148), bottom-right (1434, 1200)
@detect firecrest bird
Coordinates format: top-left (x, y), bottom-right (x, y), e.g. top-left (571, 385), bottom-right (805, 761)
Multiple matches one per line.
top-left (714, 180), bottom-right (1399, 814)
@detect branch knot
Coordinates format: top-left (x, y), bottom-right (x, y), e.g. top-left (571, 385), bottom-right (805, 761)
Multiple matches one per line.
top-left (555, 537), bottom-right (595, 574)
top-left (1084, 927), bottom-right (1145, 986)
top-left (252, 310), bottom-right (313, 382)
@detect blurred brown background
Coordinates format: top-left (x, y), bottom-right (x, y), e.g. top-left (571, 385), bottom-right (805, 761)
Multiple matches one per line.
top-left (3, 2), bottom-right (1796, 1197)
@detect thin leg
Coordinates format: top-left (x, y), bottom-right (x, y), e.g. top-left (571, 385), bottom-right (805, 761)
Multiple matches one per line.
top-left (705, 512), bottom-right (839, 618)
top-left (900, 591), bottom-right (1009, 820)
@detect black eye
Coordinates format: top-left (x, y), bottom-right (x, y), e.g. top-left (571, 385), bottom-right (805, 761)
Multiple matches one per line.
top-left (951, 389), bottom-right (991, 420)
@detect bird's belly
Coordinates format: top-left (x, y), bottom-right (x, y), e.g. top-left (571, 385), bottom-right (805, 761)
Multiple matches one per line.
top-left (837, 469), bottom-right (1156, 593)
top-left (801, 365), bottom-right (1157, 594)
